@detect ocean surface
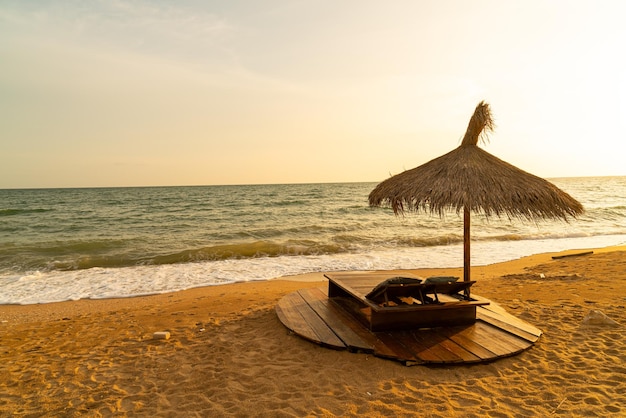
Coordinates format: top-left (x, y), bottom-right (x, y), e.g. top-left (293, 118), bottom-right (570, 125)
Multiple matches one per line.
top-left (1, 176), bottom-right (625, 304)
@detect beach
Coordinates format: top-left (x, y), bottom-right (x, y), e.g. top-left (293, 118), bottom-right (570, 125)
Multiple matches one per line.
top-left (1, 245), bottom-right (625, 417)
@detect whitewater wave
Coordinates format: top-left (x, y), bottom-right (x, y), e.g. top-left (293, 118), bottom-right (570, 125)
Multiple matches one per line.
top-left (5, 229), bottom-right (624, 274)
top-left (2, 233), bottom-right (625, 305)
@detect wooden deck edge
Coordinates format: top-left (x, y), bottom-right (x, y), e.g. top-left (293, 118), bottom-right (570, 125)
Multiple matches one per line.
top-left (477, 309), bottom-right (542, 342)
top-left (276, 287), bottom-right (542, 366)
top-left (402, 329), bottom-right (480, 364)
top-left (275, 291), bottom-right (346, 349)
top-left (299, 288), bottom-right (375, 353)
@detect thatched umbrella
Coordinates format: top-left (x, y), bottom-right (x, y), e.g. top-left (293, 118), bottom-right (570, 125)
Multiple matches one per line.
top-left (369, 101), bottom-right (583, 287)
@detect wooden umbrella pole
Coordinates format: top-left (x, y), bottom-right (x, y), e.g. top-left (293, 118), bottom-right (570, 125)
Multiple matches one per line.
top-left (463, 206), bottom-right (471, 284)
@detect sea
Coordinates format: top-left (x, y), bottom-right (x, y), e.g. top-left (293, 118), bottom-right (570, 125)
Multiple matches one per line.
top-left (1, 176), bottom-right (625, 305)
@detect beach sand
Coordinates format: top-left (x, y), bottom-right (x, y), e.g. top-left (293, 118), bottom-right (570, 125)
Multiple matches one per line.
top-left (1, 246), bottom-right (624, 417)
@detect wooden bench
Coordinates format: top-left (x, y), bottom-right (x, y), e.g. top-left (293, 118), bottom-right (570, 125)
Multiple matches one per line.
top-left (326, 273), bottom-right (489, 331)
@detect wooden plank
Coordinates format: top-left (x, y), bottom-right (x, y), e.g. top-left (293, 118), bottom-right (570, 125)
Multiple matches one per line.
top-left (369, 304), bottom-right (477, 331)
top-left (275, 292), bottom-right (313, 335)
top-left (472, 295), bottom-right (509, 314)
top-left (374, 300), bottom-right (487, 312)
top-left (373, 331), bottom-right (422, 363)
top-left (477, 309), bottom-right (542, 341)
top-left (430, 330), bottom-right (483, 363)
top-left (342, 280), bottom-right (377, 293)
top-left (400, 331), bottom-right (458, 363)
top-left (474, 300), bottom-right (540, 330)
top-left (327, 276), bottom-right (371, 302)
top-left (438, 326), bottom-right (499, 361)
top-left (485, 307), bottom-right (541, 337)
top-left (326, 273), bottom-right (415, 300)
top-left (276, 292), bottom-right (345, 349)
top-left (326, 298), bottom-right (399, 359)
top-left (315, 287), bottom-right (385, 353)
top-left (299, 288), bottom-right (374, 352)
top-left (477, 314), bottom-right (539, 343)
top-left (472, 297), bottom-right (542, 337)
top-left (327, 280), bottom-right (354, 299)
top-left (274, 303), bottom-right (291, 331)
top-left (448, 323), bottom-right (512, 358)
top-left (292, 294), bottom-right (346, 349)
top-left (472, 321), bottom-right (531, 355)
top-left (408, 329), bottom-right (479, 363)
top-left (552, 250), bottom-right (593, 259)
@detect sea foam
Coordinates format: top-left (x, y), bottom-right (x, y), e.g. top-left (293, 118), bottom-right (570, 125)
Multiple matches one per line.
top-left (2, 234), bottom-right (624, 304)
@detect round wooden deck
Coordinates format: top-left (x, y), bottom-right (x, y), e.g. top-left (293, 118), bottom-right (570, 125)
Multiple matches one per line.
top-left (276, 283), bottom-right (542, 366)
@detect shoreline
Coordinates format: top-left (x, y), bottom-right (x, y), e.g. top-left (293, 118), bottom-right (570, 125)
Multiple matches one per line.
top-left (1, 245), bottom-right (625, 416)
top-left (4, 233), bottom-right (625, 306)
top-left (2, 245), bottom-right (622, 320)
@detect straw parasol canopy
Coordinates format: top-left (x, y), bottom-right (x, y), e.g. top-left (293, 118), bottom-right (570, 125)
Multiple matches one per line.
top-left (369, 101), bottom-right (584, 284)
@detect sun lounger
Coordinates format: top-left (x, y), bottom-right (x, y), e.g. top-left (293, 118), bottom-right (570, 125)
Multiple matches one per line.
top-left (326, 273), bottom-right (489, 330)
top-left (365, 277), bottom-right (422, 305)
top-left (365, 276), bottom-right (474, 306)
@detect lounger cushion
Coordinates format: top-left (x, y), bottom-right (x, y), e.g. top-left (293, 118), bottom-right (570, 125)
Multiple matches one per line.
top-left (365, 277), bottom-right (421, 300)
top-left (424, 276), bottom-right (459, 284)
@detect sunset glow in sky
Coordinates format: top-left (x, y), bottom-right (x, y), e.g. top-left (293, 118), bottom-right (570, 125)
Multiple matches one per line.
top-left (1, 1), bottom-right (625, 188)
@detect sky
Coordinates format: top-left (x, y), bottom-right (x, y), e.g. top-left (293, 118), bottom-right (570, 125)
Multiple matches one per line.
top-left (1, 0), bottom-right (625, 188)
